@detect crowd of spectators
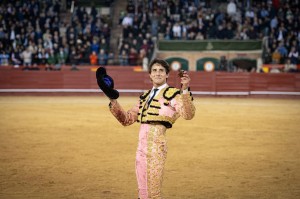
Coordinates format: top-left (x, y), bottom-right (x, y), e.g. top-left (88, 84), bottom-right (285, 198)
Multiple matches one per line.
top-left (0, 0), bottom-right (114, 70)
top-left (0, 0), bottom-right (299, 71)
top-left (118, 0), bottom-right (299, 71)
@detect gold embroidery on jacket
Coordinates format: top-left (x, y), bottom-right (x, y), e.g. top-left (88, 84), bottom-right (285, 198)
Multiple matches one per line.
top-left (137, 87), bottom-right (180, 128)
top-left (137, 86), bottom-right (195, 128)
top-left (163, 87), bottom-right (180, 100)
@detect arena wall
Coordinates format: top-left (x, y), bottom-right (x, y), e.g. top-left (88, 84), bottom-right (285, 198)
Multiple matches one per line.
top-left (0, 66), bottom-right (300, 97)
top-left (157, 50), bottom-right (261, 71)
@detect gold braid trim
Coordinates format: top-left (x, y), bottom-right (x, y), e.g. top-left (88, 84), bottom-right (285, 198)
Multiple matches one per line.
top-left (149, 100), bottom-right (161, 109)
top-left (163, 87), bottom-right (181, 100)
top-left (147, 107), bottom-right (160, 115)
top-left (142, 115), bottom-right (174, 128)
top-left (137, 105), bottom-right (145, 122)
top-left (137, 90), bottom-right (151, 122)
top-left (140, 90), bottom-right (151, 100)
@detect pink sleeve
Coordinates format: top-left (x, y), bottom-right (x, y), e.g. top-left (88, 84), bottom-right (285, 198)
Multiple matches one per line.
top-left (109, 100), bottom-right (139, 126)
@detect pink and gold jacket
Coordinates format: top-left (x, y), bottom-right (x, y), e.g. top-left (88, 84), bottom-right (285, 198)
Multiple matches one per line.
top-left (109, 86), bottom-right (195, 128)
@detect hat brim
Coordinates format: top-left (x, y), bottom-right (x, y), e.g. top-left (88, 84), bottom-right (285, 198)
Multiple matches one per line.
top-left (96, 67), bottom-right (119, 99)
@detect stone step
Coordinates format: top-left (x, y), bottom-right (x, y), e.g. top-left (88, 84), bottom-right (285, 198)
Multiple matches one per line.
top-left (109, 0), bottom-right (128, 63)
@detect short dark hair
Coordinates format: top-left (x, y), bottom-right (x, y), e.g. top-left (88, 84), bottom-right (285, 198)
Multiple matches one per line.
top-left (148, 58), bottom-right (170, 74)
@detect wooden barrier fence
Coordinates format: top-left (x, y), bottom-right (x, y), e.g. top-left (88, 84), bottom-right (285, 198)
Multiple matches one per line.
top-left (0, 66), bottom-right (300, 96)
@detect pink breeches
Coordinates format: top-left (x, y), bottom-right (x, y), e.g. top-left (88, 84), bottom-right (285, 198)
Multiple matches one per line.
top-left (135, 124), bottom-right (168, 199)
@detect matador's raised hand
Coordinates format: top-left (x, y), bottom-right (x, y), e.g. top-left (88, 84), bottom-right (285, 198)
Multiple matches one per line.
top-left (179, 70), bottom-right (191, 90)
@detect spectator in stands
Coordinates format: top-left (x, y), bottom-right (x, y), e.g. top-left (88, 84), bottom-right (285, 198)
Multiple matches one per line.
top-left (0, 51), bottom-right (9, 66)
top-left (150, 11), bottom-right (159, 37)
top-left (140, 39), bottom-right (149, 56)
top-left (224, 23), bottom-right (235, 39)
top-left (80, 42), bottom-right (91, 64)
top-left (277, 42), bottom-right (288, 63)
top-left (0, 27), bottom-right (6, 40)
top-left (270, 16), bottom-right (278, 30)
top-left (238, 27), bottom-right (249, 40)
top-left (195, 32), bottom-right (205, 40)
top-left (245, 7), bottom-right (255, 19)
top-left (145, 33), bottom-right (154, 58)
top-left (172, 23), bottom-right (182, 40)
top-left (69, 46), bottom-right (80, 70)
top-left (130, 15), bottom-right (140, 37)
top-left (119, 50), bottom-right (129, 66)
top-left (227, 0), bottom-right (237, 17)
top-left (276, 24), bottom-right (287, 42)
top-left (89, 51), bottom-right (98, 65)
top-left (99, 38), bottom-right (109, 53)
top-left (122, 13), bottom-right (133, 27)
top-left (186, 21), bottom-right (197, 40)
top-left (28, 41), bottom-right (37, 55)
top-left (31, 51), bottom-right (40, 70)
top-left (43, 34), bottom-right (53, 52)
top-left (197, 14), bottom-right (205, 37)
top-left (129, 38), bottom-right (138, 52)
top-left (102, 23), bottom-right (111, 41)
top-left (206, 21), bottom-right (217, 39)
top-left (128, 47), bottom-right (138, 66)
top-left (119, 42), bottom-right (130, 55)
top-left (56, 47), bottom-right (68, 69)
top-left (90, 38), bottom-right (100, 54)
top-left (158, 18), bottom-right (168, 39)
top-left (263, 48), bottom-right (272, 64)
top-left (288, 46), bottom-right (299, 65)
top-left (45, 50), bottom-right (56, 71)
top-left (126, 0), bottom-right (135, 15)
top-left (98, 49), bottom-right (108, 66)
top-left (37, 47), bottom-right (47, 66)
top-left (216, 23), bottom-right (227, 39)
top-left (121, 24), bottom-right (131, 40)
top-left (107, 52), bottom-right (114, 65)
top-left (272, 48), bottom-right (281, 64)
top-left (21, 47), bottom-right (32, 70)
top-left (137, 48), bottom-right (147, 66)
top-left (247, 26), bottom-right (258, 40)
top-left (213, 9), bottom-right (223, 27)
top-left (284, 58), bottom-right (297, 73)
top-left (11, 48), bottom-right (22, 68)
top-left (219, 56), bottom-right (228, 71)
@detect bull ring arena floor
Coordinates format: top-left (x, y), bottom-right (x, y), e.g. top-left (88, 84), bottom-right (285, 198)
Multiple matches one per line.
top-left (0, 95), bottom-right (300, 199)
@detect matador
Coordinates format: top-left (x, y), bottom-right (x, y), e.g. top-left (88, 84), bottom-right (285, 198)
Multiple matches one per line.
top-left (96, 58), bottom-right (195, 199)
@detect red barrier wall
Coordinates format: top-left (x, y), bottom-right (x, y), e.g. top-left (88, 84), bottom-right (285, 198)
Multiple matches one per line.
top-left (1, 66), bottom-right (300, 95)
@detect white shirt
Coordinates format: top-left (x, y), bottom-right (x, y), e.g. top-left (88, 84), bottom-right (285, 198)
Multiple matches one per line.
top-left (149, 83), bottom-right (168, 102)
top-left (122, 16), bottom-right (133, 26)
top-left (172, 24), bottom-right (182, 37)
top-left (227, 2), bottom-right (237, 15)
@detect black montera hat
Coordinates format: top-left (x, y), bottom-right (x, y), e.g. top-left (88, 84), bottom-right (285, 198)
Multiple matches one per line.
top-left (96, 67), bottom-right (119, 99)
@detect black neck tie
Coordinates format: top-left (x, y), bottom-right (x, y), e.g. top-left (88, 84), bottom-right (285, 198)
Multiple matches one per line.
top-left (147, 88), bottom-right (159, 107)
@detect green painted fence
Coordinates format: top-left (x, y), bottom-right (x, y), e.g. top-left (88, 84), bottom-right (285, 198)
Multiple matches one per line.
top-left (158, 40), bottom-right (262, 51)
